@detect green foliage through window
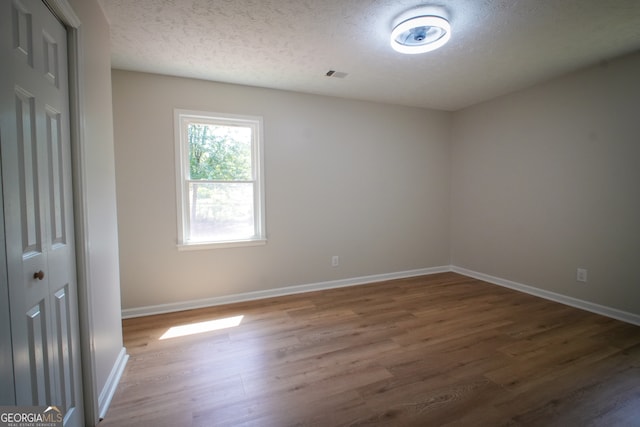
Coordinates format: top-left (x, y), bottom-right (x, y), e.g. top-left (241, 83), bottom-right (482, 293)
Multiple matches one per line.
top-left (188, 123), bottom-right (252, 181)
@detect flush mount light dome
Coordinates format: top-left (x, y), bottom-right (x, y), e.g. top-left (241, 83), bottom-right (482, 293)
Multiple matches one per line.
top-left (390, 15), bottom-right (451, 54)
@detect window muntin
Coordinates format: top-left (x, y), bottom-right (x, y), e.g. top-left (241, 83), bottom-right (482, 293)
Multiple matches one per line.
top-left (175, 110), bottom-right (265, 249)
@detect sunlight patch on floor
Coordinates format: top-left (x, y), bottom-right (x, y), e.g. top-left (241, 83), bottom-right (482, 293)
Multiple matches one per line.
top-left (159, 315), bottom-right (244, 340)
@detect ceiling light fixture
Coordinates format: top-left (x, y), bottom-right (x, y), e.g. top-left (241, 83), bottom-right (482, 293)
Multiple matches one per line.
top-left (390, 15), bottom-right (451, 54)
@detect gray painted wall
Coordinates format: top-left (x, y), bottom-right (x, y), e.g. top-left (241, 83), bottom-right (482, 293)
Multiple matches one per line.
top-left (68, 0), bottom-right (124, 422)
top-left (451, 52), bottom-right (640, 315)
top-left (112, 70), bottom-right (452, 309)
top-left (111, 50), bottom-right (640, 320)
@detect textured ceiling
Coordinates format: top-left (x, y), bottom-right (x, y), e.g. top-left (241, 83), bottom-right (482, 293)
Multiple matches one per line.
top-left (98, 0), bottom-right (640, 111)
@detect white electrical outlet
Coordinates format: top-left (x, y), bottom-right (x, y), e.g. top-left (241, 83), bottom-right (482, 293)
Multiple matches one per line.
top-left (331, 256), bottom-right (339, 267)
top-left (576, 268), bottom-right (588, 283)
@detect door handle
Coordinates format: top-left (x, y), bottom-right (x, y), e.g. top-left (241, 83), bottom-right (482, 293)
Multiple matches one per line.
top-left (33, 270), bottom-right (45, 280)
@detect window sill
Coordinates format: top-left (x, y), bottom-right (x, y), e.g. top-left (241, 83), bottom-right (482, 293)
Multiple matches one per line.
top-left (177, 238), bottom-right (267, 251)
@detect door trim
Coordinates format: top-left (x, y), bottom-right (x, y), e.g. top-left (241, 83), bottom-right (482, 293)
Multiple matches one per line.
top-left (41, 1), bottom-right (99, 425)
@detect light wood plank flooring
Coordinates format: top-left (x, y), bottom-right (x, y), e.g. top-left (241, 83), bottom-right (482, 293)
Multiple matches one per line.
top-left (100, 272), bottom-right (640, 426)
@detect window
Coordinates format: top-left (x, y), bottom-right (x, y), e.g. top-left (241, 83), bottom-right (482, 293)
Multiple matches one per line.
top-left (174, 110), bottom-right (265, 249)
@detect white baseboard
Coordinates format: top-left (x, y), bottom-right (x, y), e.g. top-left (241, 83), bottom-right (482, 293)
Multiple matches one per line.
top-left (98, 347), bottom-right (129, 420)
top-left (121, 266), bottom-right (451, 319)
top-left (121, 265), bottom-right (640, 327)
top-left (451, 266), bottom-right (640, 327)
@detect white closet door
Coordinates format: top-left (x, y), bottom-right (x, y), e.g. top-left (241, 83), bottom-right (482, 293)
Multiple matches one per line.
top-left (0, 1), bottom-right (84, 425)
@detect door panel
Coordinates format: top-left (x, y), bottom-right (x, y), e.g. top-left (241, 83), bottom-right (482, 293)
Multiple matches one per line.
top-left (12, 0), bottom-right (35, 67)
top-left (15, 86), bottom-right (42, 256)
top-left (26, 302), bottom-right (52, 405)
top-left (46, 106), bottom-right (66, 246)
top-left (1, 1), bottom-right (83, 425)
top-left (53, 285), bottom-right (76, 412)
top-left (43, 31), bottom-right (61, 89)
top-left (0, 157), bottom-right (16, 407)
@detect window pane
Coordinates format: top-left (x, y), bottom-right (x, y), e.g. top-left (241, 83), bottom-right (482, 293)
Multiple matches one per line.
top-left (188, 182), bottom-right (255, 242)
top-left (188, 123), bottom-right (252, 180)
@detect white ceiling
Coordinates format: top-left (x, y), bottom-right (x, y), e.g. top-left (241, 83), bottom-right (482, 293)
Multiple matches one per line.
top-left (98, 0), bottom-right (640, 111)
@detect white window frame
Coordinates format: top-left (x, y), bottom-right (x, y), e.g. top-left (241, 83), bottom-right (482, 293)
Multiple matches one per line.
top-left (174, 109), bottom-right (266, 250)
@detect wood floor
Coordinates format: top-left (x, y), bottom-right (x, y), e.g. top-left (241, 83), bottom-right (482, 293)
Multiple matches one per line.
top-left (100, 272), bottom-right (640, 426)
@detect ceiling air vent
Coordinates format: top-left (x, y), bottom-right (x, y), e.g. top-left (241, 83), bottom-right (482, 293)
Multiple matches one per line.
top-left (325, 70), bottom-right (348, 78)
